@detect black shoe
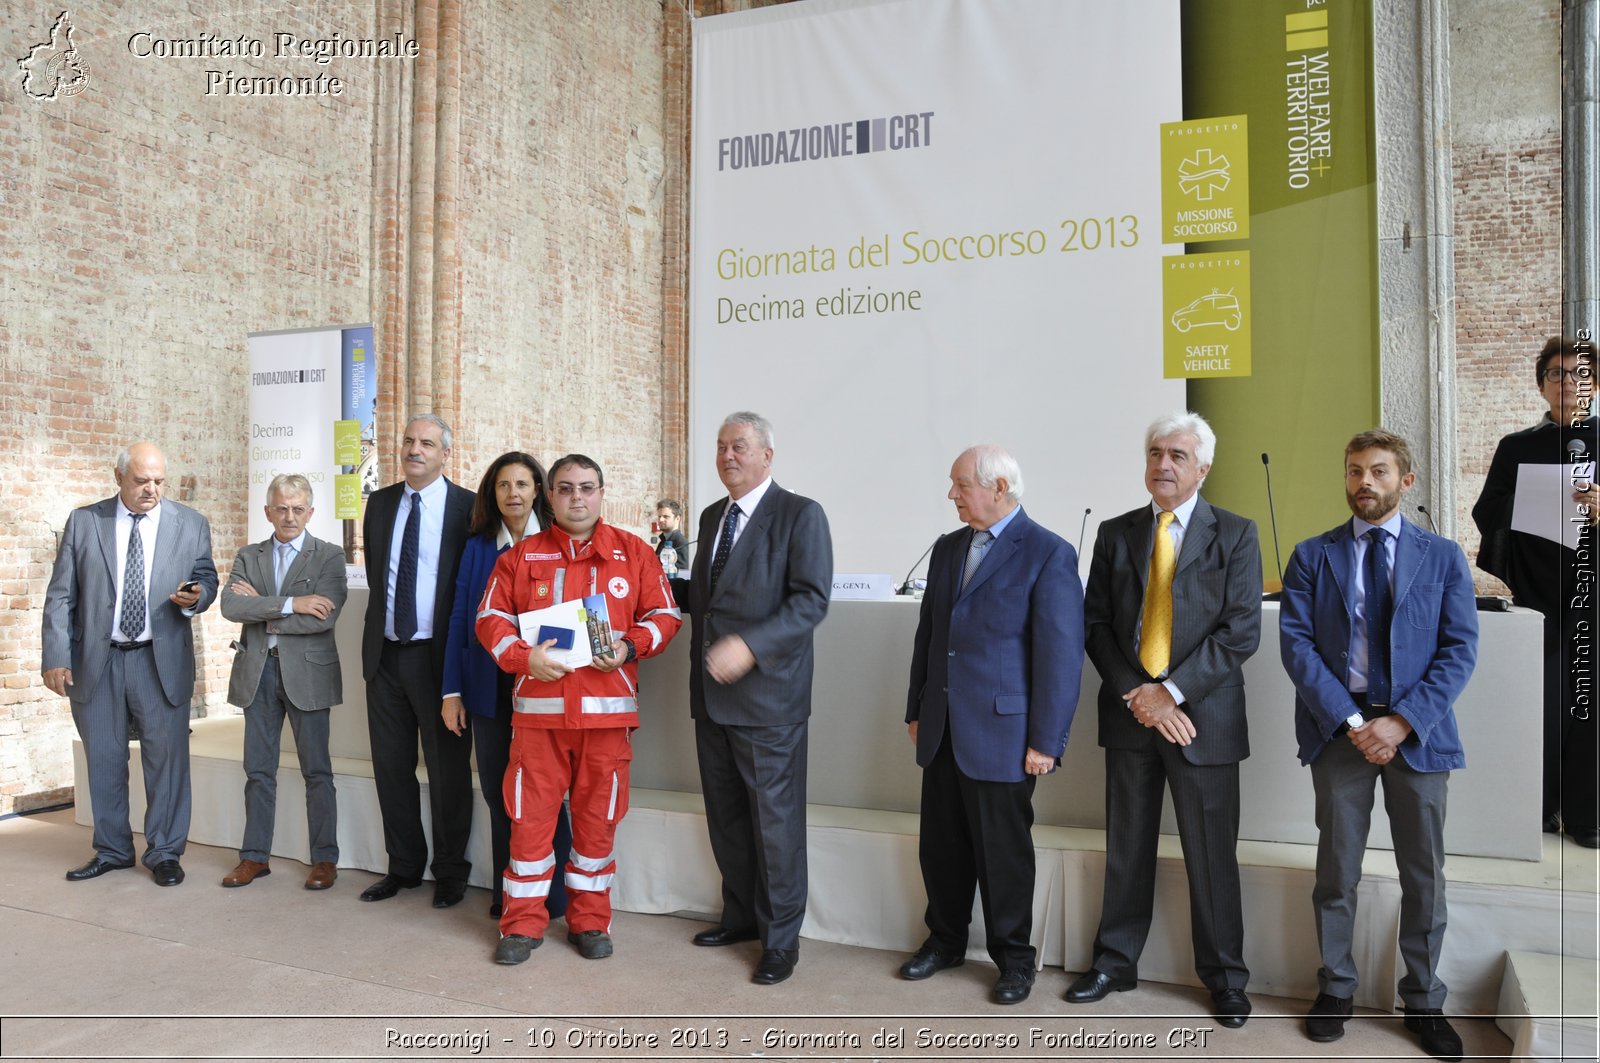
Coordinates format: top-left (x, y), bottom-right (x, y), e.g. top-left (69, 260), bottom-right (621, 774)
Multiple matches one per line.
top-left (993, 968), bottom-right (1035, 1005)
top-left (432, 878), bottom-right (467, 908)
top-left (692, 925), bottom-right (759, 947)
top-left (494, 934), bottom-right (541, 965)
top-left (752, 948), bottom-right (798, 985)
top-left (65, 856), bottom-right (134, 881)
top-left (1567, 828), bottom-right (1600, 849)
top-left (1305, 993), bottom-right (1353, 1042)
top-left (359, 874), bottom-right (422, 902)
top-left (1064, 968), bottom-right (1136, 1003)
top-left (1403, 1008), bottom-right (1463, 1062)
top-left (568, 929), bottom-right (614, 960)
top-left (899, 945), bottom-right (965, 980)
top-left (152, 860), bottom-right (185, 887)
top-left (489, 900), bottom-right (503, 919)
top-left (1212, 988), bottom-right (1252, 1028)
top-left (1543, 812), bottom-right (1562, 833)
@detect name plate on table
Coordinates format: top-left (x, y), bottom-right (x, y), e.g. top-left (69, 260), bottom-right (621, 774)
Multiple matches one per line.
top-left (831, 573), bottom-right (896, 600)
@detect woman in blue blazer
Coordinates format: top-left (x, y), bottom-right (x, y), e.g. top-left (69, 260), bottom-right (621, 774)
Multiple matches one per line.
top-left (441, 451), bottom-right (571, 919)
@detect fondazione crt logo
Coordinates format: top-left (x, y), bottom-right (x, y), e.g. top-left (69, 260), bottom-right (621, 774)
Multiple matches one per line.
top-left (715, 110), bottom-right (935, 173)
top-left (17, 10), bottom-right (91, 99)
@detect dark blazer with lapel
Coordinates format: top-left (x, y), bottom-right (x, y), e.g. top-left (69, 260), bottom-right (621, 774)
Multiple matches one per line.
top-left (1279, 518), bottom-right (1479, 771)
top-left (905, 508), bottom-right (1085, 783)
top-left (221, 533), bottom-right (347, 712)
top-left (688, 483), bottom-right (832, 726)
top-left (1084, 496), bottom-right (1262, 765)
top-left (360, 478), bottom-right (475, 688)
top-left (42, 497), bottom-right (218, 708)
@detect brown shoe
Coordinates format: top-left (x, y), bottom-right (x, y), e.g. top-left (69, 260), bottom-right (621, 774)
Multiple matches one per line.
top-left (222, 859), bottom-right (271, 887)
top-left (305, 862), bottom-right (338, 890)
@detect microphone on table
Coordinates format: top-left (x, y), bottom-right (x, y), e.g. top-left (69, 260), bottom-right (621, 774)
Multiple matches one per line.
top-left (1261, 453), bottom-right (1285, 601)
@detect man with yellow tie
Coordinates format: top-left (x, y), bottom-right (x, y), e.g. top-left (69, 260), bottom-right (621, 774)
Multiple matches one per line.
top-left (1067, 412), bottom-right (1263, 1029)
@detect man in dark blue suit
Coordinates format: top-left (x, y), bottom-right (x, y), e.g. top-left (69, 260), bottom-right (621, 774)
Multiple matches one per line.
top-left (1280, 429), bottom-right (1478, 1062)
top-left (901, 445), bottom-right (1083, 1005)
top-left (359, 413), bottom-right (476, 908)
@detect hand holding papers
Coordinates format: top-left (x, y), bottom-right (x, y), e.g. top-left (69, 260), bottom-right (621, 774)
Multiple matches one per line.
top-left (518, 594), bottom-right (617, 670)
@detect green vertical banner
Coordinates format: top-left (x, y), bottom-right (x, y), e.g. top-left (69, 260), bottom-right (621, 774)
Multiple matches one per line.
top-left (1179, 0), bottom-right (1379, 580)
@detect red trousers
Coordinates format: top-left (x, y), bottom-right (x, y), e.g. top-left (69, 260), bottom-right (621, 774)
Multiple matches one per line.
top-left (499, 726), bottom-right (632, 939)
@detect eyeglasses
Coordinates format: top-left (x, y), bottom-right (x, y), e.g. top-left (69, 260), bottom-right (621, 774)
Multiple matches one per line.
top-left (553, 483), bottom-right (600, 497)
top-left (268, 505), bottom-right (309, 518)
top-left (1544, 366), bottom-right (1593, 383)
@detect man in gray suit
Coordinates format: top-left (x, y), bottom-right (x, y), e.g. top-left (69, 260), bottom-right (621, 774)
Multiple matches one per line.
top-left (688, 411), bottom-right (832, 986)
top-left (1066, 411), bottom-right (1262, 1027)
top-left (42, 442), bottom-right (218, 887)
top-left (219, 474), bottom-right (348, 891)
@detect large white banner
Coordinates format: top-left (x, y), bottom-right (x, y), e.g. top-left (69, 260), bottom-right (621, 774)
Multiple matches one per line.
top-left (691, 0), bottom-right (1184, 573)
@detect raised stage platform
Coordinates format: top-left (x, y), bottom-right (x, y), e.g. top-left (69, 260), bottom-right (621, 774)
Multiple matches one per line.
top-left (73, 592), bottom-right (1597, 1051)
top-left (77, 713), bottom-right (1597, 1022)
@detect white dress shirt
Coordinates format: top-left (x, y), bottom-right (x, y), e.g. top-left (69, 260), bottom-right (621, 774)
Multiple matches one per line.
top-left (384, 476), bottom-right (449, 641)
top-left (109, 501), bottom-right (161, 642)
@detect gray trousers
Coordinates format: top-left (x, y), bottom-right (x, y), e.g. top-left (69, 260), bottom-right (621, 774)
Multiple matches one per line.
top-left (1311, 738), bottom-right (1449, 1008)
top-left (240, 655), bottom-right (338, 864)
top-left (695, 718), bottom-right (809, 951)
top-left (72, 643), bottom-right (191, 867)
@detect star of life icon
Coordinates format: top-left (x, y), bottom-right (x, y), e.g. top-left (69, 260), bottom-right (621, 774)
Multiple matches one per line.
top-left (1177, 148), bottom-right (1231, 202)
top-left (18, 11), bottom-right (91, 100)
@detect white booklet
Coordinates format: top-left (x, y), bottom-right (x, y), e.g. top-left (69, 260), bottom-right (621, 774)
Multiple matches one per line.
top-left (516, 593), bottom-right (617, 669)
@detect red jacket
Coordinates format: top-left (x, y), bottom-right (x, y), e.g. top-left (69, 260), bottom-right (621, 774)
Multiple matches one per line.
top-left (476, 520), bottom-right (681, 729)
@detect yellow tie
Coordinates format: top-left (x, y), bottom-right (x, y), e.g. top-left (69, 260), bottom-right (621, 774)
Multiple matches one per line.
top-left (1139, 511), bottom-right (1176, 677)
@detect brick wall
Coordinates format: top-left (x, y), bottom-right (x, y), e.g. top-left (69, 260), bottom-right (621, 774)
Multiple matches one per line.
top-left (1448, 0), bottom-right (1564, 595)
top-left (0, 0), bottom-right (683, 814)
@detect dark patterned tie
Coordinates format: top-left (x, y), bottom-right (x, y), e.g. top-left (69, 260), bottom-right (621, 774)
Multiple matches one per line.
top-left (1364, 527), bottom-right (1392, 708)
top-left (708, 502), bottom-right (741, 591)
top-left (119, 513), bottom-right (146, 640)
top-left (394, 492), bottom-right (421, 641)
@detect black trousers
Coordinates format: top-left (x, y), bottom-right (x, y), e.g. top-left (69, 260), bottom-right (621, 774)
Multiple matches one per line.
top-left (1542, 610), bottom-right (1600, 832)
top-left (1092, 741), bottom-right (1247, 991)
top-left (367, 640), bottom-right (474, 881)
top-left (917, 727), bottom-right (1037, 971)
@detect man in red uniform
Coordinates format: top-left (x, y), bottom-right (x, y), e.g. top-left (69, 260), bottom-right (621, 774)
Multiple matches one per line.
top-left (476, 454), bottom-right (681, 964)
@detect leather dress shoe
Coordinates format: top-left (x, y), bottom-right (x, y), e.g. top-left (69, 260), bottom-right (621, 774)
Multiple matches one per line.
top-left (993, 968), bottom-right (1035, 1004)
top-left (432, 878), bottom-right (467, 908)
top-left (65, 856), bottom-right (134, 881)
top-left (1212, 987), bottom-right (1252, 1028)
top-left (1567, 827), bottom-right (1600, 849)
top-left (1403, 1007), bottom-right (1464, 1062)
top-left (359, 874), bottom-right (422, 901)
top-left (222, 859), bottom-right (271, 887)
top-left (899, 946), bottom-right (965, 980)
top-left (152, 860), bottom-right (185, 887)
top-left (304, 862), bottom-right (337, 890)
top-left (1064, 968), bottom-right (1136, 1003)
top-left (692, 925), bottom-right (759, 947)
top-left (1305, 993), bottom-right (1353, 1042)
top-left (752, 948), bottom-right (798, 985)
top-left (489, 900), bottom-right (503, 919)
top-left (1543, 812), bottom-right (1562, 833)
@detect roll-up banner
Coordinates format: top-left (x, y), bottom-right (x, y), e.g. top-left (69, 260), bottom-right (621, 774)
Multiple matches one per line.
top-left (246, 323), bottom-right (377, 550)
